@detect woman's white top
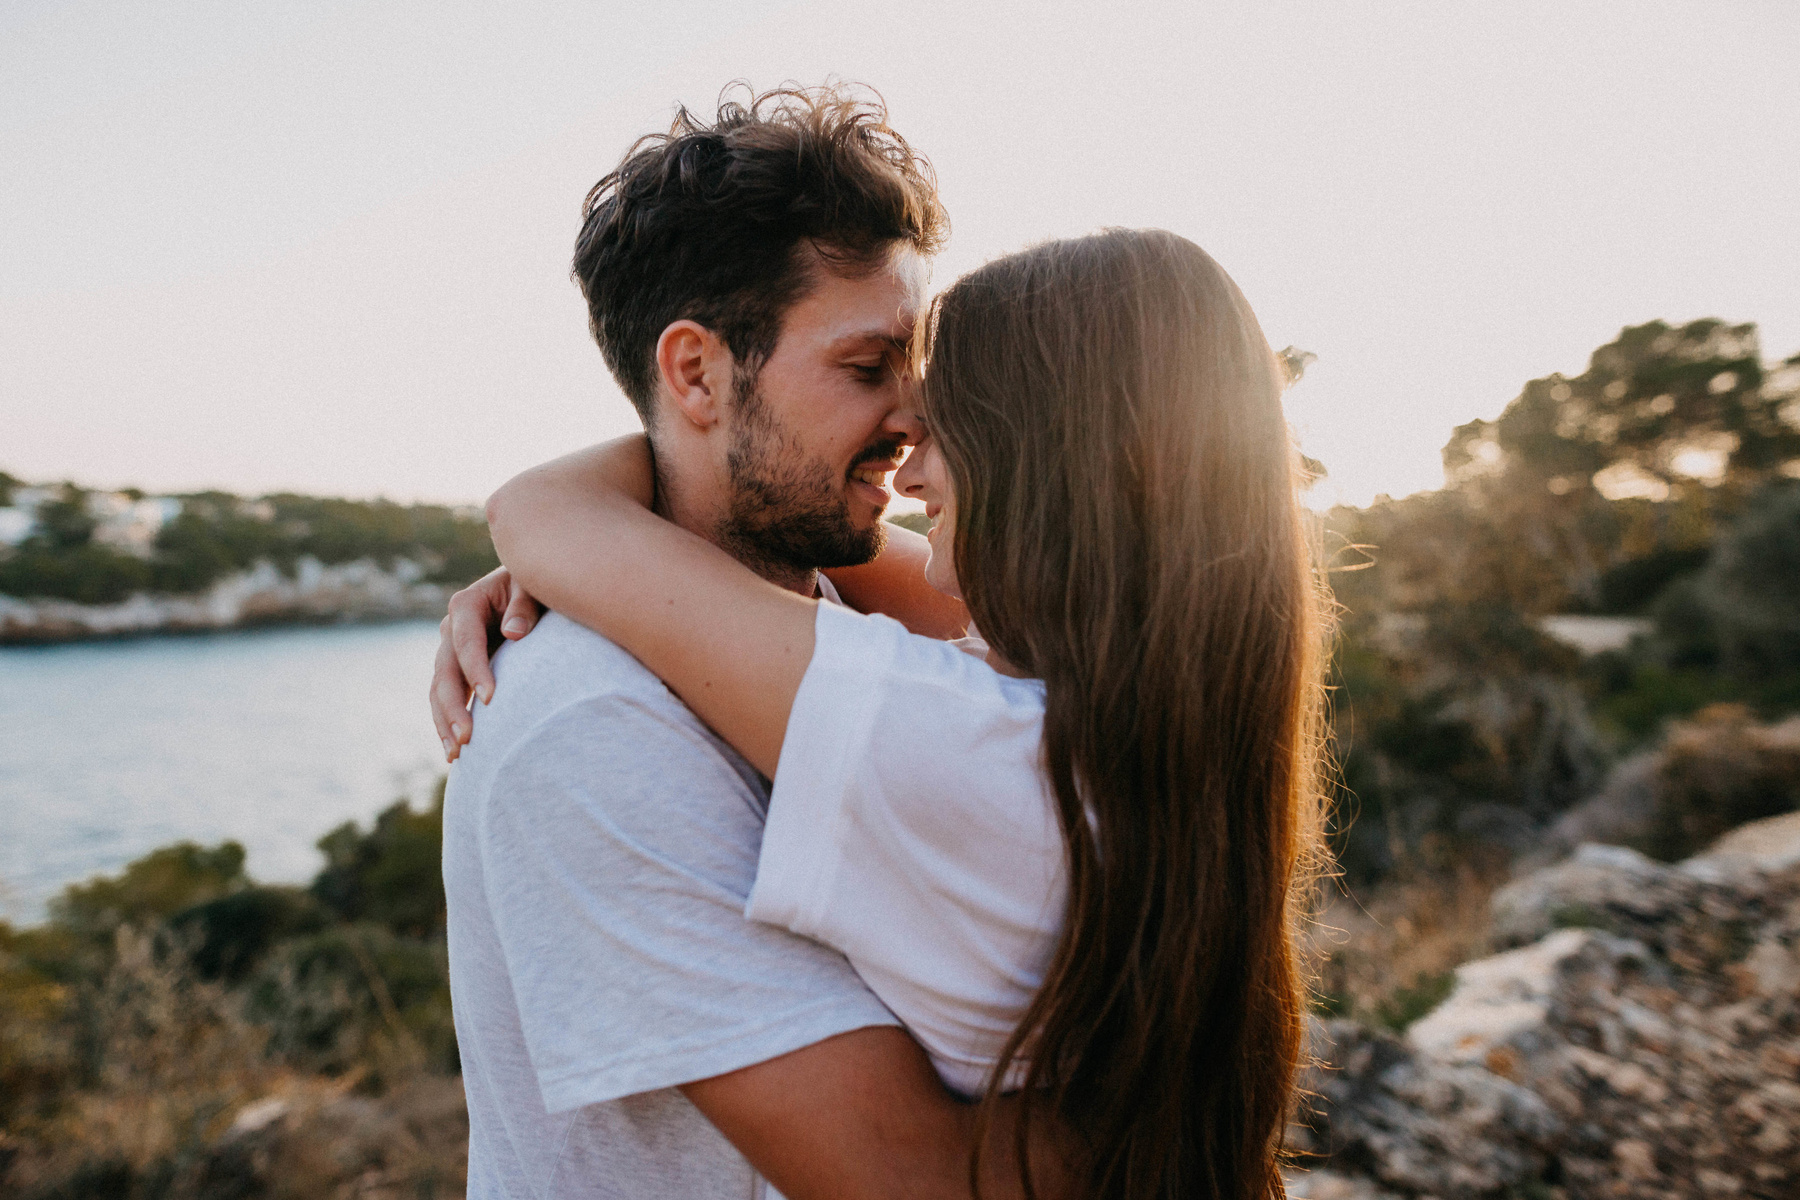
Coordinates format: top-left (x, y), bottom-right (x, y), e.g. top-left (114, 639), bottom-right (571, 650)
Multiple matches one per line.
top-left (746, 602), bottom-right (1067, 1095)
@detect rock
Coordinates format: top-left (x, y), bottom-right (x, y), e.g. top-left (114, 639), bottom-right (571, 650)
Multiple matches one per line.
top-left (1741, 936), bottom-right (1800, 998)
top-left (1545, 709), bottom-right (1800, 865)
top-left (1489, 844), bottom-right (1698, 949)
top-left (1406, 928), bottom-right (1652, 1075)
top-left (1297, 1020), bottom-right (1561, 1198)
top-left (1283, 1168), bottom-right (1404, 1200)
top-left (1549, 749), bottom-right (1662, 852)
top-left (1613, 1138), bottom-right (1659, 1180)
top-left (1684, 808), bottom-right (1800, 883)
top-left (225, 1095), bottom-right (291, 1138)
top-left (1309, 813), bottom-right (1800, 1198)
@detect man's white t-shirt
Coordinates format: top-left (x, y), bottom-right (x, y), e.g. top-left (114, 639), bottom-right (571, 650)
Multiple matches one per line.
top-left (748, 602), bottom-right (1067, 1096)
top-left (444, 603), bottom-right (898, 1200)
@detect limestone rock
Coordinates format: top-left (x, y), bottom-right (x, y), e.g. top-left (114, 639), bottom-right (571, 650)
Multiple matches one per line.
top-left (1296, 1019), bottom-right (1561, 1198)
top-left (1488, 843), bottom-right (1699, 949)
top-left (1308, 810), bottom-right (1800, 1198)
top-left (1406, 927), bottom-right (1654, 1075)
top-left (1685, 808), bottom-right (1800, 882)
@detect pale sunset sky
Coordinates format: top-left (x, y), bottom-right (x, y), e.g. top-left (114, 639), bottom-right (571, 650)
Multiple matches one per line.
top-left (3, 0), bottom-right (1797, 510)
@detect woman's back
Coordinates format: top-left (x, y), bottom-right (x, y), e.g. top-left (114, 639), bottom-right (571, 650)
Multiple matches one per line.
top-left (750, 603), bottom-right (1063, 1096)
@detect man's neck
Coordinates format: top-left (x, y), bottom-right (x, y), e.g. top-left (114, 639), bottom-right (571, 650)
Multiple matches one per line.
top-left (748, 561), bottom-right (822, 599)
top-left (653, 465), bottom-right (821, 599)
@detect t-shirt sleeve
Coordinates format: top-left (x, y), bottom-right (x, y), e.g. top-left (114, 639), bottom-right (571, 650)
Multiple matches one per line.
top-left (480, 691), bottom-right (899, 1114)
top-left (748, 603), bottom-right (1061, 1011)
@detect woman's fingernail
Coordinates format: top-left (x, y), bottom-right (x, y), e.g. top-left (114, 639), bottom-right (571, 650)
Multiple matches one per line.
top-left (477, 684), bottom-right (493, 705)
top-left (502, 619), bottom-right (527, 636)
top-left (442, 739), bottom-right (456, 760)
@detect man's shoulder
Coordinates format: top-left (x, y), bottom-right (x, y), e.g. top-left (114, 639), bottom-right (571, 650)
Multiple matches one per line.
top-left (454, 611), bottom-right (763, 808)
top-left (474, 612), bottom-right (690, 738)
top-left (493, 610), bottom-right (661, 696)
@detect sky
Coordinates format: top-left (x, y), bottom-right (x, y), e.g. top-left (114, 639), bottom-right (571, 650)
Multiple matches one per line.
top-left (3, 0), bottom-right (1797, 511)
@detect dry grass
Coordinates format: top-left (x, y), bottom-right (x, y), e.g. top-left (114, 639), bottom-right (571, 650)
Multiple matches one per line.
top-left (1308, 860), bottom-right (1505, 1029)
top-left (2, 926), bottom-right (466, 1199)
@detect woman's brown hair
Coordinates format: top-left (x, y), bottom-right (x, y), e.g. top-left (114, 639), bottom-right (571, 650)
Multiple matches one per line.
top-left (920, 229), bottom-right (1331, 1199)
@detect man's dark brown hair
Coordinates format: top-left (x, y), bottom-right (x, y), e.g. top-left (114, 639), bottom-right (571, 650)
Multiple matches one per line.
top-left (573, 82), bottom-right (948, 426)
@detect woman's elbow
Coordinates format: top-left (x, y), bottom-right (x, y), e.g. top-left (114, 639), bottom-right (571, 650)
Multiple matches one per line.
top-left (483, 478), bottom-right (532, 563)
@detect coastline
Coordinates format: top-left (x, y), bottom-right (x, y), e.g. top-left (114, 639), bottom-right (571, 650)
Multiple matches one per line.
top-left (0, 557), bottom-right (451, 646)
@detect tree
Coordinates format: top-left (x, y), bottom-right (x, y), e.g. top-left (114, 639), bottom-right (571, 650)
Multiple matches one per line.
top-left (1337, 321), bottom-right (1800, 615)
top-left (1445, 320), bottom-right (1799, 500)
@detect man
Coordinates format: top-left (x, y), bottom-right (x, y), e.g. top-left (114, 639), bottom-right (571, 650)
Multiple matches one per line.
top-left (432, 86), bottom-right (1047, 1199)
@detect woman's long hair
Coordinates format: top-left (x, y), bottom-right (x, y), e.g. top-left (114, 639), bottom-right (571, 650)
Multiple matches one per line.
top-left (920, 229), bottom-right (1331, 1200)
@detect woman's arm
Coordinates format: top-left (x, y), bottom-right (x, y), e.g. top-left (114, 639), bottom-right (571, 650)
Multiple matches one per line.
top-left (485, 436), bottom-right (815, 778)
top-left (428, 527), bottom-right (965, 761)
top-left (823, 525), bottom-right (968, 640)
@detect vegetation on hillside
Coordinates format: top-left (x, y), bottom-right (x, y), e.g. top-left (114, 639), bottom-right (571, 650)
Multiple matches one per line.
top-left (1317, 320), bottom-right (1800, 882)
top-left (0, 485), bottom-right (498, 606)
top-left (0, 788), bottom-right (460, 1197)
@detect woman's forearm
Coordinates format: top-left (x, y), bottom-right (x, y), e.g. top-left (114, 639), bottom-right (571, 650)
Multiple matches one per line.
top-left (823, 525), bottom-right (968, 640)
top-left (483, 438), bottom-right (670, 642)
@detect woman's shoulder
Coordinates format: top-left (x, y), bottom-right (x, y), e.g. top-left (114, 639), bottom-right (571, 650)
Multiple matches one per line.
top-left (815, 603), bottom-right (1044, 711)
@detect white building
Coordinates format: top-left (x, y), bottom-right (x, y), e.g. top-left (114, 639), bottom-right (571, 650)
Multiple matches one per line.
top-left (0, 508), bottom-right (33, 546)
top-left (90, 494), bottom-right (183, 556)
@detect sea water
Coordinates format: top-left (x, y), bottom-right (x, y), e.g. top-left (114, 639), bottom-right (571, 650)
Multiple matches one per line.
top-left (0, 622), bottom-right (447, 923)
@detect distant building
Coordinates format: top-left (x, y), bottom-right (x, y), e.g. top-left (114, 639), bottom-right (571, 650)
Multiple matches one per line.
top-left (0, 508), bottom-right (33, 546)
top-left (8, 486), bottom-right (55, 514)
top-left (90, 494), bottom-right (182, 557)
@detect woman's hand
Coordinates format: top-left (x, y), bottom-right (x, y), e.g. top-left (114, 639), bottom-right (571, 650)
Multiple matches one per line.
top-left (429, 566), bottom-right (544, 762)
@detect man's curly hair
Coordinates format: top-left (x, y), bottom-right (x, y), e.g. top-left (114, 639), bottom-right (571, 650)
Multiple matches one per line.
top-left (573, 82), bottom-right (948, 425)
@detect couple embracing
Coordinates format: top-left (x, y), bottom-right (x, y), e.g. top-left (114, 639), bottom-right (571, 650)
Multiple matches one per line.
top-left (429, 83), bottom-right (1331, 1200)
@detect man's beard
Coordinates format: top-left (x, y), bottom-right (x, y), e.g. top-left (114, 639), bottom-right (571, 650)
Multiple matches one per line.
top-left (717, 367), bottom-right (894, 575)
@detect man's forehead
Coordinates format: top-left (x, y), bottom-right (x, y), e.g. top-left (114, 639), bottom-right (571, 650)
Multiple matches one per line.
top-left (801, 245), bottom-right (928, 343)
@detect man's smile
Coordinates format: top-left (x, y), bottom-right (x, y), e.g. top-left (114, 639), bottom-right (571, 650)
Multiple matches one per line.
top-left (846, 443), bottom-right (906, 507)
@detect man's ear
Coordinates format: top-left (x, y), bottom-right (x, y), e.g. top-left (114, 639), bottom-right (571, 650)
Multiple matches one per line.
top-left (655, 320), bottom-right (733, 431)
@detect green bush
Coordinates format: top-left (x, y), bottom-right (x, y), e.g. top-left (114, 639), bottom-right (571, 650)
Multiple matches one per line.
top-left (311, 783), bottom-right (446, 939)
top-left (247, 923), bottom-right (456, 1076)
top-left (0, 544), bottom-right (153, 604)
top-left (886, 511), bottom-right (932, 536)
top-left (1372, 970), bottom-right (1456, 1032)
top-left (166, 886), bottom-right (329, 984)
top-left (50, 843), bottom-right (248, 948)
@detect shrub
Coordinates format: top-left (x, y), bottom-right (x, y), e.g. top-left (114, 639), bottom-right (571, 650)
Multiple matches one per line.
top-left (0, 544), bottom-right (152, 605)
top-left (248, 924), bottom-right (456, 1077)
top-left (166, 887), bottom-right (329, 984)
top-left (310, 785), bottom-right (445, 939)
top-left (886, 511), bottom-right (931, 536)
top-left (1642, 706), bottom-right (1800, 860)
top-left (49, 843), bottom-right (249, 961)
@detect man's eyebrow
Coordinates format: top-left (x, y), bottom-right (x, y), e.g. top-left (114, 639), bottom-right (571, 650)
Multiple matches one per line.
top-left (829, 329), bottom-right (911, 353)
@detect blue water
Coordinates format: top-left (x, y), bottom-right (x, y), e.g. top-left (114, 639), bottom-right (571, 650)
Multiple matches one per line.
top-left (0, 623), bottom-right (447, 923)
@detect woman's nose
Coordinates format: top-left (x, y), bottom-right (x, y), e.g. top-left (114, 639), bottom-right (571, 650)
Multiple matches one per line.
top-left (894, 442), bottom-right (927, 499)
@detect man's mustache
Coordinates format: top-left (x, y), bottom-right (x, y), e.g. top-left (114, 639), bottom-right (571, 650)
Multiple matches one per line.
top-left (850, 439), bottom-right (907, 471)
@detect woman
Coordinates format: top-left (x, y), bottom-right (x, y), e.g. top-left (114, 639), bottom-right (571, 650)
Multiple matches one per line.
top-left (434, 229), bottom-right (1331, 1199)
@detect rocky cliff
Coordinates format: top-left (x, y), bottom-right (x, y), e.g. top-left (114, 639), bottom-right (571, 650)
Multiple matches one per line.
top-left (1290, 811), bottom-right (1800, 1199)
top-left (0, 557), bottom-right (450, 643)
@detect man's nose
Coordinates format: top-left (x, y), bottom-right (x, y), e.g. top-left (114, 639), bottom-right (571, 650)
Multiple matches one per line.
top-left (882, 402), bottom-right (925, 447)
